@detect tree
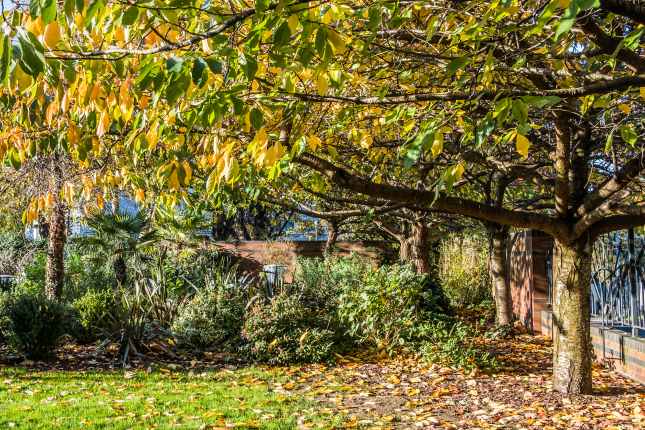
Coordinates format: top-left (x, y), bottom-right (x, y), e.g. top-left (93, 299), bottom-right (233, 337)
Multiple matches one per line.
top-left (78, 211), bottom-right (157, 289)
top-left (4, 0), bottom-right (644, 395)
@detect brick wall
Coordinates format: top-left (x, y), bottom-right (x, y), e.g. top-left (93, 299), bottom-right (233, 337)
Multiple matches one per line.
top-left (540, 310), bottom-right (645, 384)
top-left (509, 230), bottom-right (552, 332)
top-left (213, 240), bottom-right (396, 281)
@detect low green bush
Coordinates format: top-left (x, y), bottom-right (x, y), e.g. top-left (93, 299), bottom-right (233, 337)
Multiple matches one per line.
top-left (242, 293), bottom-right (337, 365)
top-left (337, 262), bottom-right (437, 352)
top-left (417, 318), bottom-right (497, 372)
top-left (0, 291), bottom-right (74, 359)
top-left (172, 281), bottom-right (246, 350)
top-left (72, 289), bottom-right (118, 343)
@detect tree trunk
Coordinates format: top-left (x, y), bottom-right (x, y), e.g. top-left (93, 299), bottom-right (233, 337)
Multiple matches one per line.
top-left (551, 237), bottom-right (593, 394)
top-left (45, 202), bottom-right (66, 300)
top-left (400, 221), bottom-right (431, 274)
top-left (324, 220), bottom-right (338, 257)
top-left (489, 226), bottom-right (512, 325)
top-left (114, 255), bottom-right (127, 289)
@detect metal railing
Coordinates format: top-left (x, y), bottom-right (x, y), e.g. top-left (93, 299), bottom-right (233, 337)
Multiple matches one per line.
top-left (590, 230), bottom-right (644, 336)
top-left (544, 229), bottom-right (644, 336)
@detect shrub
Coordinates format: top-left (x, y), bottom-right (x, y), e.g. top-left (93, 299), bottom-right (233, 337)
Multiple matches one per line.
top-left (0, 291), bottom-right (74, 359)
top-left (242, 293), bottom-right (337, 364)
top-left (172, 276), bottom-right (247, 350)
top-left (417, 318), bottom-right (497, 372)
top-left (72, 289), bottom-right (118, 343)
top-left (437, 234), bottom-right (491, 307)
top-left (337, 262), bottom-right (435, 352)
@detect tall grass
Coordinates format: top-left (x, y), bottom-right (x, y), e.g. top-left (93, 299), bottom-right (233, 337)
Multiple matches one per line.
top-left (437, 234), bottom-right (491, 307)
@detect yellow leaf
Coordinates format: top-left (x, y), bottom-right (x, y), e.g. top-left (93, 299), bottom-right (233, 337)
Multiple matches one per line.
top-left (134, 188), bottom-right (145, 203)
top-left (114, 27), bottom-right (126, 45)
top-left (45, 192), bottom-right (54, 209)
top-left (168, 166), bottom-right (181, 190)
top-left (264, 143), bottom-right (285, 166)
top-left (640, 86), bottom-right (645, 100)
top-left (515, 133), bottom-right (530, 158)
top-left (618, 103), bottom-right (631, 114)
top-left (316, 73), bottom-right (328, 95)
top-left (96, 194), bottom-right (105, 210)
top-left (181, 160), bottom-right (192, 185)
top-left (287, 15), bottom-right (300, 33)
top-left (431, 133), bottom-right (444, 158)
top-left (26, 17), bottom-right (44, 36)
top-left (307, 135), bottom-right (322, 151)
top-left (253, 128), bottom-right (269, 147)
top-left (328, 30), bottom-right (346, 54)
top-left (44, 21), bottom-right (62, 49)
top-left (96, 110), bottom-right (111, 137)
top-left (359, 133), bottom-right (372, 149)
top-left (452, 163), bottom-right (465, 180)
top-left (67, 123), bottom-right (79, 145)
top-left (146, 122), bottom-right (159, 150)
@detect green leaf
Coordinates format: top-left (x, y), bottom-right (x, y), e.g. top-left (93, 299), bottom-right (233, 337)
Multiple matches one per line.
top-left (446, 57), bottom-right (469, 77)
top-left (255, 0), bottom-right (270, 13)
top-left (64, 0), bottom-right (75, 22)
top-left (7, 148), bottom-right (21, 169)
top-left (0, 35), bottom-right (12, 83)
top-left (239, 53), bottom-right (258, 80)
top-left (85, 0), bottom-right (105, 24)
top-left (166, 57), bottom-right (185, 74)
top-left (273, 21), bottom-right (291, 47)
top-left (191, 58), bottom-right (208, 87)
top-left (250, 108), bottom-right (264, 130)
top-left (205, 57), bottom-right (222, 74)
top-left (521, 95), bottom-right (561, 108)
top-left (122, 6), bottom-right (139, 26)
top-left (619, 124), bottom-right (638, 147)
top-left (555, 16), bottom-right (575, 39)
top-left (17, 32), bottom-right (46, 77)
top-left (511, 99), bottom-right (528, 125)
top-left (29, 0), bottom-right (41, 17)
top-left (41, 0), bottom-right (57, 24)
top-left (165, 73), bottom-right (191, 104)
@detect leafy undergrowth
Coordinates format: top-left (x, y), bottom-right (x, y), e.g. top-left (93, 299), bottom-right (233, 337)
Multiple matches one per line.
top-left (1, 335), bottom-right (644, 429)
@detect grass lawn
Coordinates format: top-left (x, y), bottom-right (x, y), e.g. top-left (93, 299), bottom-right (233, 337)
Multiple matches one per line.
top-left (0, 366), bottom-right (339, 429)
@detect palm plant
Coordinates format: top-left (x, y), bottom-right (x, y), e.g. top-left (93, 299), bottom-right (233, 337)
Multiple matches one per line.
top-left (77, 210), bottom-right (157, 289)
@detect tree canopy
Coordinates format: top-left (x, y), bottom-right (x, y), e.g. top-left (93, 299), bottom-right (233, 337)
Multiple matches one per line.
top-left (1, 0), bottom-right (644, 394)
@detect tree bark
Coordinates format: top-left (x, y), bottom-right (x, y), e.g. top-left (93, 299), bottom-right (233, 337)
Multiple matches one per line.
top-left (551, 237), bottom-right (593, 394)
top-left (400, 221), bottom-right (431, 274)
top-left (489, 226), bottom-right (512, 325)
top-left (45, 202), bottom-right (66, 300)
top-left (114, 255), bottom-right (127, 289)
top-left (324, 220), bottom-right (338, 257)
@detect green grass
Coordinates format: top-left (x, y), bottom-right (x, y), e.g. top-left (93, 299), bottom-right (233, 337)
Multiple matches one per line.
top-left (0, 366), bottom-right (339, 429)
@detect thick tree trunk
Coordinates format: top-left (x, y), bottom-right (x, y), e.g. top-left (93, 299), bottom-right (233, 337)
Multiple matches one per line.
top-left (324, 220), bottom-right (338, 257)
top-left (551, 238), bottom-right (593, 394)
top-left (489, 226), bottom-right (512, 325)
top-left (45, 202), bottom-right (66, 300)
top-left (400, 221), bottom-right (431, 274)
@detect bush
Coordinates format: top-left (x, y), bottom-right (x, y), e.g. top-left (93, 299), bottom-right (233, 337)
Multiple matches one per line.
top-left (172, 276), bottom-right (247, 350)
top-left (337, 262), bottom-right (436, 352)
top-left (437, 234), bottom-right (491, 307)
top-left (417, 318), bottom-right (497, 372)
top-left (243, 293), bottom-right (337, 364)
top-left (0, 291), bottom-right (74, 359)
top-left (72, 289), bottom-right (118, 343)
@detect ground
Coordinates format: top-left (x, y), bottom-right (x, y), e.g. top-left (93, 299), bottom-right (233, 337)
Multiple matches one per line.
top-left (1, 335), bottom-right (643, 429)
